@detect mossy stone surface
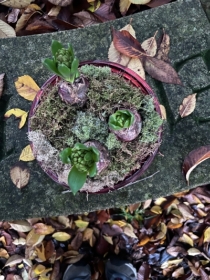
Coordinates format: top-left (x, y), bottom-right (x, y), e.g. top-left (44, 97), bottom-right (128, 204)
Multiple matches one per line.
top-left (0, 0), bottom-right (210, 219)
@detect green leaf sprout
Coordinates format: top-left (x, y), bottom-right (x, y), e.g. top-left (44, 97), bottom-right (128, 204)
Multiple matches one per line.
top-left (108, 110), bottom-right (135, 130)
top-left (60, 143), bottom-right (100, 195)
top-left (43, 40), bottom-right (80, 83)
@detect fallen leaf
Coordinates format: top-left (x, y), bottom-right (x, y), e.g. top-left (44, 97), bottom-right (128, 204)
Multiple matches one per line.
top-left (130, 0), bottom-right (151, 3)
top-left (4, 254), bottom-right (23, 267)
top-left (0, 19), bottom-right (16, 38)
top-left (183, 145), bottom-right (210, 185)
top-left (103, 235), bottom-right (113, 245)
top-left (204, 227), bottom-right (210, 243)
top-left (45, 240), bottom-right (55, 260)
top-left (167, 246), bottom-right (187, 257)
top-left (83, 228), bottom-right (93, 241)
top-left (47, 6), bottom-right (61, 17)
top-left (57, 216), bottom-right (71, 228)
top-left (112, 28), bottom-right (148, 58)
top-left (0, 73), bottom-right (5, 98)
top-left (19, 145), bottom-right (35, 161)
top-left (34, 264), bottom-right (46, 275)
top-left (172, 267), bottom-right (184, 279)
top-left (199, 267), bottom-right (209, 280)
top-left (4, 108), bottom-right (28, 129)
top-left (50, 260), bottom-right (60, 280)
top-left (146, 0), bottom-right (172, 8)
top-left (0, 248), bottom-right (9, 259)
top-left (52, 232), bottom-right (71, 241)
top-left (161, 259), bottom-right (183, 269)
top-left (70, 232), bottom-right (83, 250)
top-left (141, 31), bottom-right (157, 57)
top-left (179, 93), bottom-right (197, 118)
top-left (0, 0), bottom-right (33, 8)
top-left (15, 75), bottom-right (40, 101)
top-left (156, 29), bottom-right (170, 62)
top-left (93, 0), bottom-right (116, 21)
top-left (137, 263), bottom-right (150, 280)
top-left (10, 162), bottom-right (30, 189)
top-left (187, 248), bottom-right (201, 256)
top-left (35, 243), bottom-right (46, 261)
top-left (159, 104), bottom-right (167, 120)
top-left (143, 56), bottom-right (182, 85)
top-left (12, 237), bottom-right (26, 245)
top-left (9, 220), bottom-right (32, 232)
top-left (48, 0), bottom-right (73, 6)
top-left (178, 233), bottom-right (193, 247)
top-left (111, 220), bottom-right (127, 227)
top-left (109, 25), bottom-right (145, 79)
top-left (7, 8), bottom-right (20, 23)
top-left (26, 228), bottom-right (45, 247)
top-left (177, 203), bottom-right (194, 220)
top-left (15, 4), bottom-right (42, 32)
top-left (73, 11), bottom-right (101, 26)
top-left (119, 0), bottom-right (131, 15)
top-left (74, 220), bottom-right (89, 229)
top-left (33, 223), bottom-right (55, 235)
top-left (128, 202), bottom-right (141, 213)
top-left (150, 205), bottom-right (162, 214)
top-left (123, 226), bottom-right (137, 238)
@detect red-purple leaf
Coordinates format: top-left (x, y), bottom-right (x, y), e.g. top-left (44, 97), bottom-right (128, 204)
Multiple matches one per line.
top-left (143, 56), bottom-right (182, 85)
top-left (156, 29), bottom-right (170, 63)
top-left (183, 145), bottom-right (210, 185)
top-left (146, 0), bottom-right (172, 8)
top-left (112, 28), bottom-right (148, 58)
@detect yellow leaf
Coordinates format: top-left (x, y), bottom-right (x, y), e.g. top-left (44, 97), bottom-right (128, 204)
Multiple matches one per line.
top-left (187, 248), bottom-right (200, 256)
top-left (150, 205), bottom-right (162, 214)
top-left (74, 220), bottom-right (89, 229)
top-left (178, 233), bottom-right (193, 247)
top-left (119, 0), bottom-right (131, 15)
top-left (137, 236), bottom-right (150, 246)
top-left (129, 0), bottom-right (151, 3)
top-left (161, 259), bottom-right (183, 269)
top-left (204, 227), bottom-right (210, 243)
top-left (19, 145), bottom-right (35, 161)
top-left (35, 243), bottom-right (46, 261)
top-left (0, 19), bottom-right (16, 38)
top-left (103, 235), bottom-right (113, 245)
top-left (52, 232), bottom-right (71, 242)
top-left (0, 248), bottom-right (9, 259)
top-left (88, 0), bottom-right (101, 12)
top-left (141, 31), bottom-right (158, 57)
top-left (15, 75), bottom-right (40, 101)
top-left (34, 264), bottom-right (46, 275)
top-left (0, 0), bottom-right (33, 8)
top-left (111, 220), bottom-right (127, 227)
top-left (4, 108), bottom-right (28, 129)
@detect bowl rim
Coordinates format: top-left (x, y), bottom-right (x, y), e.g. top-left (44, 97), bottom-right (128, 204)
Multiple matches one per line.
top-left (28, 60), bottom-right (162, 194)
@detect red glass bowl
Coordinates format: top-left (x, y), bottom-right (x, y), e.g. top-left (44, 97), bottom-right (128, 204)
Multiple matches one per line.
top-left (28, 60), bottom-right (162, 194)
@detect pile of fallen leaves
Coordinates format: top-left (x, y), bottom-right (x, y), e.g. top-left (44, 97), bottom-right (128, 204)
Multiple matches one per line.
top-left (0, 0), bottom-right (175, 37)
top-left (0, 185), bottom-right (210, 279)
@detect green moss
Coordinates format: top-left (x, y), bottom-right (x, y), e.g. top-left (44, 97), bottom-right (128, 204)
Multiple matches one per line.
top-left (80, 64), bottom-right (111, 80)
top-left (72, 111), bottom-right (108, 143)
top-left (105, 133), bottom-right (121, 150)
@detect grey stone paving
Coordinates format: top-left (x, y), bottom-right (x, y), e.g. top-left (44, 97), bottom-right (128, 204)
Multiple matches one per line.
top-left (0, 0), bottom-right (210, 220)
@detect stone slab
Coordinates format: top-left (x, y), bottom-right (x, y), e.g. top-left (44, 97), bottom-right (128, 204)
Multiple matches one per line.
top-left (0, 0), bottom-right (210, 220)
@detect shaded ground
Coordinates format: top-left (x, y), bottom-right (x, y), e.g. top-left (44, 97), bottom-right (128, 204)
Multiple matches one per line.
top-left (1, 185), bottom-right (210, 279)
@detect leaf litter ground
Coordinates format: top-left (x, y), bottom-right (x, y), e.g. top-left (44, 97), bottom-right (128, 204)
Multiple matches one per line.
top-left (0, 185), bottom-right (210, 279)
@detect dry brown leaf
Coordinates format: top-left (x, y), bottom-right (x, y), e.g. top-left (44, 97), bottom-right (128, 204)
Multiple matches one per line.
top-left (111, 220), bottom-right (127, 227)
top-left (0, 0), bottom-right (32, 8)
top-left (128, 202), bottom-right (141, 213)
top-left (143, 56), bottom-right (182, 85)
top-left (179, 93), bottom-right (197, 118)
top-left (183, 145), bottom-right (210, 185)
top-left (15, 4), bottom-right (42, 32)
top-left (7, 8), bottom-right (20, 23)
top-left (159, 104), bottom-right (166, 120)
top-left (167, 246), bottom-right (187, 257)
top-left (204, 227), bottom-right (210, 243)
top-left (137, 263), bottom-right (150, 280)
top-left (150, 205), bottom-right (162, 214)
top-left (130, 0), bottom-right (151, 3)
top-left (141, 31), bottom-right (157, 57)
top-left (167, 221), bottom-right (182, 229)
top-left (15, 75), bottom-right (40, 101)
top-left (57, 216), bottom-right (71, 228)
top-left (123, 226), bottom-right (137, 238)
top-left (137, 236), bottom-right (150, 246)
top-left (35, 243), bottom-right (46, 261)
top-left (199, 267), bottom-right (209, 280)
top-left (146, 0), bottom-right (172, 8)
top-left (0, 19), bottom-right (16, 38)
top-left (19, 145), bottom-right (35, 161)
top-left (26, 229), bottom-right (45, 247)
top-left (9, 220), bottom-right (32, 232)
top-left (52, 232), bottom-right (71, 241)
top-left (83, 228), bottom-right (93, 241)
top-left (109, 24), bottom-right (145, 79)
top-left (119, 0), bottom-right (131, 15)
top-left (172, 267), bottom-right (184, 279)
top-left (177, 203), bottom-right (194, 220)
top-left (73, 11), bottom-right (101, 26)
top-left (156, 29), bottom-right (170, 62)
top-left (161, 259), bottom-right (183, 269)
top-left (0, 73), bottom-right (5, 98)
top-left (33, 223), bottom-right (55, 235)
top-left (10, 163), bottom-right (30, 189)
top-left (48, 0), bottom-right (73, 6)
top-left (103, 235), bottom-right (113, 245)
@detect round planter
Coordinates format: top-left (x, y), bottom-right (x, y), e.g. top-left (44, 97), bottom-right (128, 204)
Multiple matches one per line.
top-left (28, 60), bottom-right (162, 194)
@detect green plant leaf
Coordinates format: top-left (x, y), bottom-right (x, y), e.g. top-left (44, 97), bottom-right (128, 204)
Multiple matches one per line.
top-left (91, 147), bottom-right (100, 162)
top-left (43, 58), bottom-right (60, 75)
top-left (74, 143), bottom-right (88, 150)
top-left (88, 163), bottom-right (97, 177)
top-left (51, 40), bottom-right (63, 57)
top-left (68, 44), bottom-right (74, 56)
top-left (71, 57), bottom-right (79, 73)
top-left (58, 64), bottom-right (71, 79)
top-left (68, 166), bottom-right (87, 195)
top-left (60, 148), bottom-right (72, 164)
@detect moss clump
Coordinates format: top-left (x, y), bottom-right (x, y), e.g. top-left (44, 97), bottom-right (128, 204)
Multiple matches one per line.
top-left (72, 111), bottom-right (108, 143)
top-left (105, 133), bottom-right (121, 150)
top-left (30, 65), bottom-right (163, 191)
